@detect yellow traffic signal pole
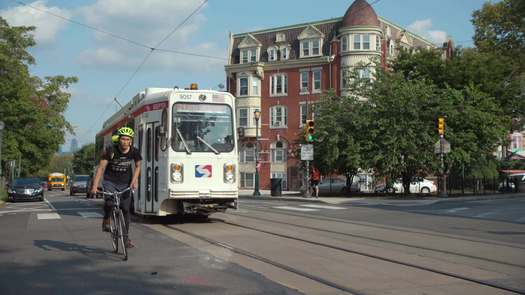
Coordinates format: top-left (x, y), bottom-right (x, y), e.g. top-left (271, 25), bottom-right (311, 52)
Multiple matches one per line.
top-left (438, 116), bottom-right (448, 197)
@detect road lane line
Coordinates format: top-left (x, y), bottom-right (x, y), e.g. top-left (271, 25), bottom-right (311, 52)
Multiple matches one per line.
top-left (37, 213), bottom-right (61, 220)
top-left (44, 198), bottom-right (57, 211)
top-left (273, 206), bottom-right (318, 212)
top-left (474, 211), bottom-right (497, 218)
top-left (0, 208), bottom-right (54, 215)
top-left (300, 204), bottom-right (347, 210)
top-left (446, 207), bottom-right (469, 213)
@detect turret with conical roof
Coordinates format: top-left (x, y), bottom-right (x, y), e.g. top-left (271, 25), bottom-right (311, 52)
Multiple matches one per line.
top-left (341, 0), bottom-right (380, 28)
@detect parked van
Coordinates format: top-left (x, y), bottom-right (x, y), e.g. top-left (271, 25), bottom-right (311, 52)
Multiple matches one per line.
top-left (47, 172), bottom-right (67, 191)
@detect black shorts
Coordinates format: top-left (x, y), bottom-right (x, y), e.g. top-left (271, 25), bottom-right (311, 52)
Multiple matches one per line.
top-left (311, 180), bottom-right (320, 186)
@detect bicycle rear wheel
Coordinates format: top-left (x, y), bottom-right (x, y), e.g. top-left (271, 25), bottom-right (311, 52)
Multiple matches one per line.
top-left (117, 210), bottom-right (128, 261)
top-left (110, 210), bottom-right (118, 253)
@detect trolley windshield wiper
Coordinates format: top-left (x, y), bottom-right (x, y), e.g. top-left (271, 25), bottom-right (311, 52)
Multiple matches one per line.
top-left (175, 127), bottom-right (191, 154)
top-left (196, 136), bottom-right (220, 154)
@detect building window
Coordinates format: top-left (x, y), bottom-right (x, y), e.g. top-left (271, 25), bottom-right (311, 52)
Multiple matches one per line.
top-left (299, 103), bottom-right (307, 126)
top-left (280, 47), bottom-right (288, 60)
top-left (300, 39), bottom-right (322, 58)
top-left (511, 132), bottom-right (523, 151)
top-left (353, 34), bottom-right (361, 50)
top-left (312, 69), bottom-right (321, 92)
top-left (341, 68), bottom-right (351, 89)
top-left (389, 41), bottom-right (395, 56)
top-left (270, 74), bottom-right (288, 96)
top-left (376, 35), bottom-right (381, 51)
top-left (358, 68), bottom-right (371, 79)
top-left (239, 108), bottom-right (248, 128)
top-left (302, 40), bottom-right (310, 57)
top-left (239, 77), bottom-right (248, 96)
top-left (270, 105), bottom-right (288, 128)
top-left (341, 36), bottom-right (348, 52)
top-left (241, 49), bottom-right (248, 64)
top-left (252, 79), bottom-right (259, 96)
top-left (271, 141), bottom-right (287, 163)
top-left (300, 70), bottom-right (309, 93)
top-left (240, 48), bottom-right (258, 64)
top-left (271, 172), bottom-right (287, 190)
top-left (312, 39), bottom-right (320, 55)
top-left (240, 172), bottom-right (255, 188)
top-left (268, 47), bottom-right (277, 61)
top-left (250, 48), bottom-right (257, 62)
top-left (240, 144), bottom-right (255, 162)
top-left (363, 34), bottom-right (370, 50)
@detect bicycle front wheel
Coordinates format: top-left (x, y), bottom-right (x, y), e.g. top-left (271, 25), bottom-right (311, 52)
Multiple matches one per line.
top-left (110, 210), bottom-right (118, 253)
top-left (117, 210), bottom-right (128, 261)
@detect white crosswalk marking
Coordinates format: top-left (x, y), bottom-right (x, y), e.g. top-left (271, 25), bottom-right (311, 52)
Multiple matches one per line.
top-left (300, 204), bottom-right (347, 210)
top-left (446, 207), bottom-right (469, 213)
top-left (37, 213), bottom-right (61, 220)
top-left (274, 206), bottom-right (318, 212)
top-left (78, 212), bottom-right (103, 218)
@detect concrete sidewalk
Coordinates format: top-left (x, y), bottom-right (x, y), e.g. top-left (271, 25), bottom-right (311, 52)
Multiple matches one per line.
top-left (238, 189), bottom-right (525, 205)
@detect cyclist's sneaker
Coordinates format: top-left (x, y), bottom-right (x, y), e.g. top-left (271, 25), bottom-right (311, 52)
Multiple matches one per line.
top-left (102, 219), bottom-right (110, 232)
top-left (126, 239), bottom-right (135, 248)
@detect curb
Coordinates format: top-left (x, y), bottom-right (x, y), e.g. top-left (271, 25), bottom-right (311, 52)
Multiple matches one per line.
top-left (240, 195), bottom-right (324, 203)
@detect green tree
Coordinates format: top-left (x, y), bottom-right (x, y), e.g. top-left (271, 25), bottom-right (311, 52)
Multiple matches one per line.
top-left (72, 143), bottom-right (95, 174)
top-left (0, 17), bottom-right (77, 176)
top-left (313, 90), bottom-right (362, 186)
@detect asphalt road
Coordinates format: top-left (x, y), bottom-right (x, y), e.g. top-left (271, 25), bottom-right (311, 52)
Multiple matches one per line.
top-left (0, 191), bottom-right (303, 295)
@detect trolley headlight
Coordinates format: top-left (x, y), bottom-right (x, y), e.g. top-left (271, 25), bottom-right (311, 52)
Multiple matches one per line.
top-left (223, 163), bottom-right (235, 183)
top-left (171, 163), bottom-right (184, 183)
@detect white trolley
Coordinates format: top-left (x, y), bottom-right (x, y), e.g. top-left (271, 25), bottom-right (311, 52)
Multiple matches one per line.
top-left (95, 86), bottom-right (238, 216)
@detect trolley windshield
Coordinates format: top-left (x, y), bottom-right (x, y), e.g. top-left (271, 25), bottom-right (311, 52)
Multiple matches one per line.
top-left (172, 103), bottom-right (234, 153)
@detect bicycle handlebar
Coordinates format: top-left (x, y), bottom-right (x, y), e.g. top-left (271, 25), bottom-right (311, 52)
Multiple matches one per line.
top-left (97, 187), bottom-right (134, 197)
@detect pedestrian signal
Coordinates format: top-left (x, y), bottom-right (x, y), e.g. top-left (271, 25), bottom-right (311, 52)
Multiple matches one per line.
top-left (437, 117), bottom-right (445, 135)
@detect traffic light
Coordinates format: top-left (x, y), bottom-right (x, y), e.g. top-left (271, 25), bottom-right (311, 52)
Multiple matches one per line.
top-left (437, 117), bottom-right (445, 135)
top-left (305, 120), bottom-right (315, 142)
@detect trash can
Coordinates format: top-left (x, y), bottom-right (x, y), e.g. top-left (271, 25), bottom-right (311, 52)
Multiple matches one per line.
top-left (270, 178), bottom-right (282, 196)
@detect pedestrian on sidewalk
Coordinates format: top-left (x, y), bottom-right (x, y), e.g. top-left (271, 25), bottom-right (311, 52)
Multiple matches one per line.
top-left (310, 165), bottom-right (321, 197)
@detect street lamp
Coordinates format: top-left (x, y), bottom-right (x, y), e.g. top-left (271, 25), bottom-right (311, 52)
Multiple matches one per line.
top-left (253, 110), bottom-right (261, 196)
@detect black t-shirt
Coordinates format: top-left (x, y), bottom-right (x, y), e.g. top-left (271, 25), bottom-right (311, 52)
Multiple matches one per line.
top-left (101, 145), bottom-right (142, 186)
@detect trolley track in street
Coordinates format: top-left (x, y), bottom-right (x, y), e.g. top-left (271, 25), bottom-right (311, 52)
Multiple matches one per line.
top-left (226, 211), bottom-right (525, 269)
top-left (163, 219), bottom-right (525, 294)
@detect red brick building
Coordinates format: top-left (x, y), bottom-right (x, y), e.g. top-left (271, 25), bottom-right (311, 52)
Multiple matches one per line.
top-left (225, 0), bottom-right (437, 190)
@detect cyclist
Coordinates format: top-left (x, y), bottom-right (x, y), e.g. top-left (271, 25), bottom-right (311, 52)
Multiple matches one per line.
top-left (90, 126), bottom-right (142, 248)
top-left (310, 165), bottom-right (321, 197)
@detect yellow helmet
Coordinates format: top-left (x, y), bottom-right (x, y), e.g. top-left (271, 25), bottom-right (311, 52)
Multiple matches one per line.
top-left (117, 126), bottom-right (134, 138)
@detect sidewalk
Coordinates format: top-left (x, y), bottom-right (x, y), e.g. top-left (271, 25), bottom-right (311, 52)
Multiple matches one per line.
top-left (238, 189), bottom-right (525, 205)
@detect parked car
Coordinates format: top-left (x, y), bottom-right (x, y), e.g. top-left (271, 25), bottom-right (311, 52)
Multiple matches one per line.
top-left (70, 175), bottom-right (90, 196)
top-left (7, 177), bottom-right (45, 202)
top-left (375, 177), bottom-right (437, 194)
top-left (318, 176), bottom-right (360, 195)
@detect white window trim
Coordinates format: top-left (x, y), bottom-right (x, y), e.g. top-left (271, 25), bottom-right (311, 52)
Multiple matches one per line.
top-left (312, 67), bottom-right (322, 93)
top-left (299, 69), bottom-right (309, 94)
top-left (299, 38), bottom-right (323, 58)
top-left (279, 45), bottom-right (290, 60)
top-left (240, 47), bottom-right (259, 64)
top-left (363, 33), bottom-right (371, 50)
top-left (341, 35), bottom-right (348, 52)
top-left (241, 172), bottom-right (255, 188)
top-left (238, 76), bottom-right (249, 97)
top-left (239, 108), bottom-right (249, 128)
top-left (268, 46), bottom-right (278, 62)
top-left (270, 73), bottom-right (288, 97)
top-left (270, 105), bottom-right (288, 129)
top-left (299, 102), bottom-right (308, 127)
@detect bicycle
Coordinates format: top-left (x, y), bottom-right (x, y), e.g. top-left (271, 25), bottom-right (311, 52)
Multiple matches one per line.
top-left (98, 187), bottom-right (133, 261)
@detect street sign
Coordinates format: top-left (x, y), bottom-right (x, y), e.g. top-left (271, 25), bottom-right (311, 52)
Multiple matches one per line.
top-left (434, 138), bottom-right (451, 154)
top-left (301, 144), bottom-right (314, 160)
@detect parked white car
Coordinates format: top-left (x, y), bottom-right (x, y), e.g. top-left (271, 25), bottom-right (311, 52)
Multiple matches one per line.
top-left (392, 177), bottom-right (437, 194)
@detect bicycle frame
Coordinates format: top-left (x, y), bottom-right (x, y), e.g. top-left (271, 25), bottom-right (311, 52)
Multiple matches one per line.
top-left (99, 187), bottom-right (133, 261)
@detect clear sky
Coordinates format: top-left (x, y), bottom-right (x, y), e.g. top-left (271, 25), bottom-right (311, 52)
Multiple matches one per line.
top-left (0, 0), bottom-right (492, 151)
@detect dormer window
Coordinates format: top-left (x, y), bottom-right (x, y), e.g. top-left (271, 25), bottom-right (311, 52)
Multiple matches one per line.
top-left (240, 48), bottom-right (259, 64)
top-left (280, 46), bottom-right (289, 60)
top-left (276, 33), bottom-right (286, 42)
top-left (268, 47), bottom-right (278, 61)
top-left (300, 38), bottom-right (323, 58)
